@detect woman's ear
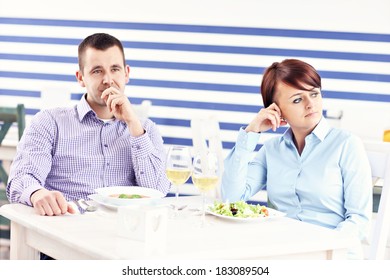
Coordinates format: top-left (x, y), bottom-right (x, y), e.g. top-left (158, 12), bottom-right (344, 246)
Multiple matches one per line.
top-left (75, 70), bottom-right (85, 87)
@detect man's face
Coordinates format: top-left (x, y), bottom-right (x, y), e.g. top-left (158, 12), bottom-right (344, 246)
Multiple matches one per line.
top-left (76, 46), bottom-right (130, 109)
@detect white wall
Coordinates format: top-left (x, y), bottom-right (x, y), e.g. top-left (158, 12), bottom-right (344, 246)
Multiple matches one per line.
top-left (1, 0), bottom-right (389, 144)
top-left (1, 0), bottom-right (389, 32)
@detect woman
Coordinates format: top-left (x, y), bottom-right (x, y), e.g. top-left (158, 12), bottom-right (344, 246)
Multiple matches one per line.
top-left (221, 59), bottom-right (372, 257)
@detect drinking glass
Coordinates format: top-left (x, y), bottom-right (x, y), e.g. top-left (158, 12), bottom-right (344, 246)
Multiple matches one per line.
top-left (192, 151), bottom-right (220, 227)
top-left (165, 145), bottom-right (192, 216)
top-left (383, 129), bottom-right (390, 142)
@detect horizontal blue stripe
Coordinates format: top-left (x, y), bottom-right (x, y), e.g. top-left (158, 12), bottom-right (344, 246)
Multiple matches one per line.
top-left (25, 108), bottom-right (39, 116)
top-left (1, 71), bottom-right (389, 103)
top-left (0, 35), bottom-right (80, 45)
top-left (1, 71), bottom-right (258, 93)
top-left (1, 17), bottom-right (389, 42)
top-left (319, 71), bottom-right (390, 83)
top-left (1, 53), bottom-right (389, 82)
top-left (122, 41), bottom-right (390, 62)
top-left (151, 117), bottom-right (191, 127)
top-left (0, 89), bottom-right (40, 97)
top-left (324, 90), bottom-right (390, 102)
top-left (131, 79), bottom-right (257, 93)
top-left (0, 53), bottom-right (77, 64)
top-left (162, 136), bottom-right (238, 150)
top-left (0, 71), bottom-right (75, 81)
top-left (72, 94), bottom-right (261, 112)
top-left (150, 116), bottom-right (288, 134)
top-left (1, 35), bottom-right (389, 63)
top-left (162, 137), bottom-right (193, 147)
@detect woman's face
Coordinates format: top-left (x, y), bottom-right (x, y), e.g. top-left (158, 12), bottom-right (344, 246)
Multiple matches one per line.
top-left (274, 82), bottom-right (323, 133)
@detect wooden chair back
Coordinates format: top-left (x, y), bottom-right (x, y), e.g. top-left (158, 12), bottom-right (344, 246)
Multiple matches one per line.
top-left (0, 104), bottom-right (26, 184)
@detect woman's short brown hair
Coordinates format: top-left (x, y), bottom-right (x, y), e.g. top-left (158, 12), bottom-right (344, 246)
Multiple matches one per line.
top-left (260, 59), bottom-right (321, 108)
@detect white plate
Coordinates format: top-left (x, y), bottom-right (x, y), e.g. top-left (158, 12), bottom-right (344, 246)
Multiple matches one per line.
top-left (206, 205), bottom-right (286, 222)
top-left (92, 186), bottom-right (165, 207)
top-left (88, 194), bottom-right (119, 210)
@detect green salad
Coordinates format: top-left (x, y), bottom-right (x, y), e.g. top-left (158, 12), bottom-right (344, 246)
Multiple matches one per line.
top-left (208, 201), bottom-right (269, 218)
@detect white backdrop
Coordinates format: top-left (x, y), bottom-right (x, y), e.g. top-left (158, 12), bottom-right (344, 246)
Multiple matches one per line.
top-left (1, 0), bottom-right (390, 142)
top-left (1, 0), bottom-right (389, 32)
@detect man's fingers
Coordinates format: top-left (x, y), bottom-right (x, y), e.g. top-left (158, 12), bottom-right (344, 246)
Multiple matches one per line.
top-left (67, 203), bottom-right (77, 214)
top-left (56, 193), bottom-right (69, 214)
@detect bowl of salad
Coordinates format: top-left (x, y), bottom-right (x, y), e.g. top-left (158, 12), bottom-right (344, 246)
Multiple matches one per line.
top-left (207, 200), bottom-right (285, 222)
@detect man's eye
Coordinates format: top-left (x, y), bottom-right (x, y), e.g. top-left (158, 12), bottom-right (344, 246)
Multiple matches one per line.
top-left (92, 70), bottom-right (101, 74)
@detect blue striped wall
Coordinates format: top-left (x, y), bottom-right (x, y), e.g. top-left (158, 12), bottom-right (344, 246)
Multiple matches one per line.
top-left (1, 17), bottom-right (390, 152)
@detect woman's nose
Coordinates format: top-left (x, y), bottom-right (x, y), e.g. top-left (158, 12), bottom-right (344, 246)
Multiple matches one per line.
top-left (305, 98), bottom-right (313, 109)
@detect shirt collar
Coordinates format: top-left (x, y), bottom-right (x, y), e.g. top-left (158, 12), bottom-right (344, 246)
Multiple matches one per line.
top-left (76, 94), bottom-right (95, 122)
top-left (281, 116), bottom-right (330, 144)
top-left (76, 94), bottom-right (127, 125)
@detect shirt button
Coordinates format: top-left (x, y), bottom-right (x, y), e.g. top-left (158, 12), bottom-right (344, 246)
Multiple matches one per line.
top-left (104, 144), bottom-right (108, 148)
top-left (140, 171), bottom-right (144, 175)
top-left (106, 163), bottom-right (110, 166)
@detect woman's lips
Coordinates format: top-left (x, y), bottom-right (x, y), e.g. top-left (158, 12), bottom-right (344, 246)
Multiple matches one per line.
top-left (305, 112), bottom-right (317, 118)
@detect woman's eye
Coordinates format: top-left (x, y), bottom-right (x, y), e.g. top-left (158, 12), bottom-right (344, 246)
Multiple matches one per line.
top-left (293, 98), bottom-right (302, 104)
top-left (311, 92), bottom-right (319, 97)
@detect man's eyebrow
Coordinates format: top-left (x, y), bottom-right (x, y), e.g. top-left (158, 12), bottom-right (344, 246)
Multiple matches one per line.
top-left (90, 65), bottom-right (102, 72)
top-left (111, 64), bottom-right (123, 68)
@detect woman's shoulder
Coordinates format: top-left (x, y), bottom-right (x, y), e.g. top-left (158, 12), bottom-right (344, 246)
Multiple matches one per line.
top-left (328, 127), bottom-right (362, 143)
top-left (326, 127), bottom-right (366, 152)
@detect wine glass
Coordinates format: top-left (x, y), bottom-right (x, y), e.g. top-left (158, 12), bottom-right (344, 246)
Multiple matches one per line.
top-left (192, 151), bottom-right (220, 227)
top-left (165, 145), bottom-right (192, 217)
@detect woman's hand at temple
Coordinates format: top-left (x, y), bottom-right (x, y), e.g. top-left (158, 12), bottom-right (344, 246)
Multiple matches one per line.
top-left (245, 103), bottom-right (287, 133)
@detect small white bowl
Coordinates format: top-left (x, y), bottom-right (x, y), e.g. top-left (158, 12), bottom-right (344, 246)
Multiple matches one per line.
top-left (94, 186), bottom-right (165, 207)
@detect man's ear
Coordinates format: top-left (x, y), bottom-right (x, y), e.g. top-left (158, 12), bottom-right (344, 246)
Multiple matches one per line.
top-left (125, 65), bottom-right (130, 84)
top-left (76, 70), bottom-right (85, 87)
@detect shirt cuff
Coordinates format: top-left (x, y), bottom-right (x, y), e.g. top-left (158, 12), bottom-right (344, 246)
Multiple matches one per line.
top-left (20, 183), bottom-right (43, 206)
top-left (130, 132), bottom-right (154, 157)
top-left (236, 127), bottom-right (261, 151)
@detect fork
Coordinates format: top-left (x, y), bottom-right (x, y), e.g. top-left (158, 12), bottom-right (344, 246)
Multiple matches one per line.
top-left (72, 199), bottom-right (97, 214)
top-left (170, 204), bottom-right (187, 211)
top-left (78, 199), bottom-right (98, 212)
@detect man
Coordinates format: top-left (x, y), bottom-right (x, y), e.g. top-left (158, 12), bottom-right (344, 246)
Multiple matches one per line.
top-left (7, 33), bottom-right (171, 216)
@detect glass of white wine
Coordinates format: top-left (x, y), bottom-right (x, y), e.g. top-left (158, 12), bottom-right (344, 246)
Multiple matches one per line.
top-left (165, 145), bottom-right (192, 217)
top-left (192, 151), bottom-right (220, 227)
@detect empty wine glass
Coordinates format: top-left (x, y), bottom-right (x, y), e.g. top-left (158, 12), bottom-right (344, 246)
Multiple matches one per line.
top-left (165, 145), bottom-right (192, 217)
top-left (192, 151), bottom-right (220, 227)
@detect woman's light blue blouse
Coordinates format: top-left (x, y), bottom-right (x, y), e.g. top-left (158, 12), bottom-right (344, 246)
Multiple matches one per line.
top-left (221, 117), bottom-right (372, 240)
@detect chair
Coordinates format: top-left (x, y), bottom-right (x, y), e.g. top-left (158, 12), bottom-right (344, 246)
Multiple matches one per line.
top-left (363, 140), bottom-right (390, 259)
top-left (0, 104), bottom-right (26, 185)
top-left (191, 115), bottom-right (224, 198)
top-left (133, 100), bottom-right (152, 121)
top-left (0, 104), bottom-right (25, 260)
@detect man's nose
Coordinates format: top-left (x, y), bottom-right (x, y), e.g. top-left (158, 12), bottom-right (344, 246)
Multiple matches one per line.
top-left (103, 73), bottom-right (114, 85)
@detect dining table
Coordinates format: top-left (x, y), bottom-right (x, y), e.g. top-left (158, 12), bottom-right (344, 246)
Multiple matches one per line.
top-left (0, 195), bottom-right (356, 260)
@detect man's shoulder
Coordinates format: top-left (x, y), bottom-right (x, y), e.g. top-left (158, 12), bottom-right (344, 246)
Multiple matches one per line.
top-left (32, 106), bottom-right (78, 124)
